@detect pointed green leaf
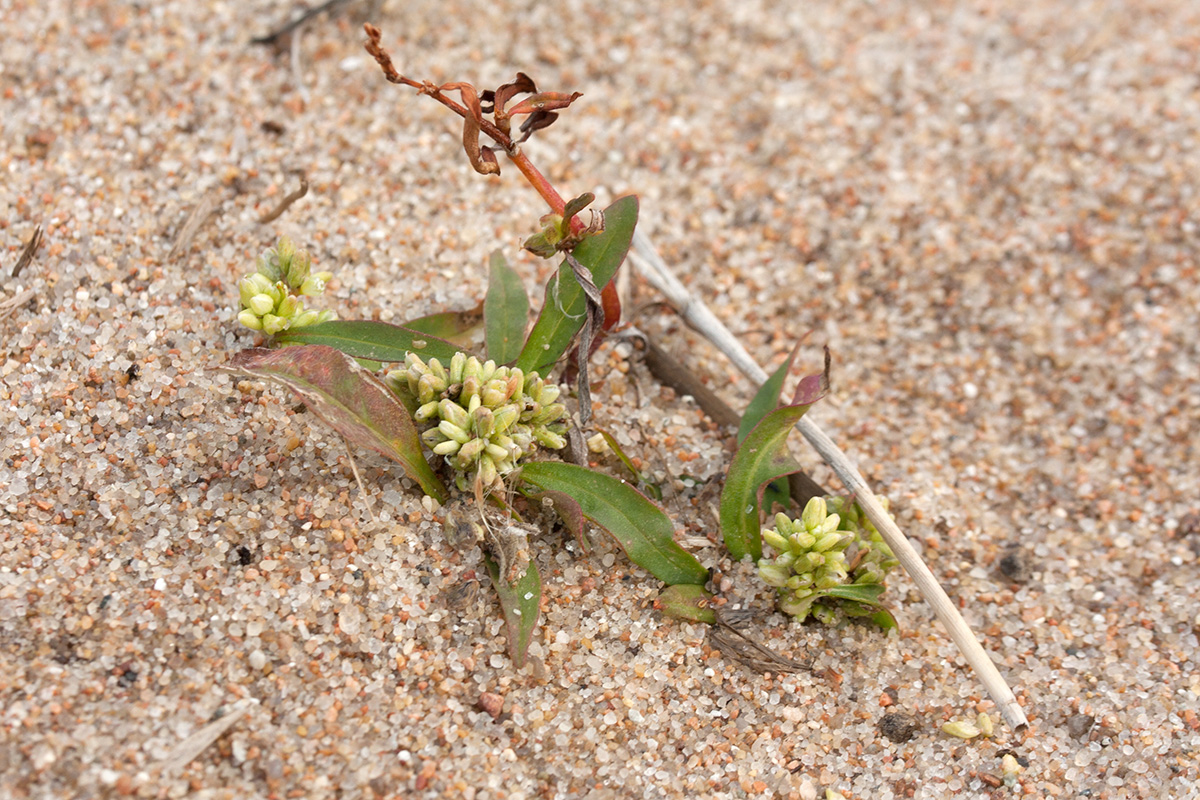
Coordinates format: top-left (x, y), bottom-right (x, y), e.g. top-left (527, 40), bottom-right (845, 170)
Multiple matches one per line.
top-left (597, 429), bottom-right (662, 501)
top-left (655, 585), bottom-right (717, 624)
top-left (823, 584), bottom-right (886, 604)
top-left (822, 585), bottom-right (898, 630)
top-left (227, 345), bottom-right (448, 503)
top-left (484, 251), bottom-right (528, 364)
top-left (516, 196), bottom-right (638, 376)
top-left (719, 372), bottom-right (825, 561)
top-left (482, 554), bottom-right (541, 668)
top-left (276, 320), bottom-right (466, 364)
top-left (738, 345), bottom-right (798, 445)
top-left (517, 462), bottom-right (707, 586)
top-left (402, 304), bottom-right (484, 344)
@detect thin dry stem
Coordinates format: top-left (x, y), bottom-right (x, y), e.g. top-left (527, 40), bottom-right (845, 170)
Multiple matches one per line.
top-left (258, 175), bottom-right (309, 223)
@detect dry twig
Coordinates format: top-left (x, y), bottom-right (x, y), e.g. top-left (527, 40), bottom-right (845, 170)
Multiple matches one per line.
top-left (258, 175), bottom-right (309, 223)
top-left (168, 193), bottom-right (220, 259)
top-left (11, 225), bottom-right (43, 278)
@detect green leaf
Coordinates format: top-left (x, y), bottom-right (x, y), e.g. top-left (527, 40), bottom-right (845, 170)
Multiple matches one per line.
top-left (719, 372), bottom-right (825, 561)
top-left (822, 585), bottom-right (898, 630)
top-left (654, 585), bottom-right (716, 624)
top-left (517, 462), bottom-right (707, 586)
top-left (276, 320), bottom-right (466, 364)
top-left (823, 584), bottom-right (886, 604)
top-left (227, 346), bottom-right (448, 503)
top-left (516, 196), bottom-right (638, 376)
top-left (402, 304), bottom-right (483, 344)
top-left (738, 345), bottom-right (797, 445)
top-left (482, 554), bottom-right (542, 668)
top-left (597, 429), bottom-right (662, 501)
top-left (484, 251), bottom-right (528, 364)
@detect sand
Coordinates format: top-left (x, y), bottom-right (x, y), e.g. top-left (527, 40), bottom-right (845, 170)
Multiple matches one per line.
top-left (2, 0), bottom-right (1198, 797)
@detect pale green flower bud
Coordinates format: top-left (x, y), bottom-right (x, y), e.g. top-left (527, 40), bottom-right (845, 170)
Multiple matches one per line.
top-left (941, 720), bottom-right (981, 739)
top-left (417, 373), bottom-right (441, 404)
top-left (482, 381), bottom-right (508, 408)
top-left (773, 512), bottom-right (794, 536)
top-left (428, 357), bottom-right (448, 385)
top-left (239, 275), bottom-right (267, 307)
top-left (314, 310), bottom-right (336, 325)
top-left (248, 293), bottom-right (276, 316)
top-left (414, 401), bottom-right (440, 422)
top-left (759, 564), bottom-right (792, 588)
top-left (801, 497), bottom-right (827, 532)
top-left (432, 439), bottom-right (461, 456)
top-left (493, 405), bottom-right (520, 434)
top-left (438, 399), bottom-right (470, 431)
top-left (484, 442), bottom-right (510, 462)
top-left (533, 428), bottom-right (566, 449)
top-left (276, 294), bottom-right (302, 319)
top-left (238, 310), bottom-right (264, 330)
top-left (538, 382), bottom-right (560, 404)
top-left (262, 314), bottom-right (289, 335)
top-left (456, 438), bottom-right (486, 463)
top-left (762, 528), bottom-right (790, 553)
top-left (785, 574), bottom-right (813, 590)
top-left (438, 420), bottom-right (471, 444)
top-left (479, 359), bottom-right (497, 382)
top-left (449, 351), bottom-right (467, 384)
top-left (460, 375), bottom-right (481, 405)
top-left (472, 407), bottom-right (495, 439)
top-left (477, 454), bottom-right (498, 487)
top-left (976, 712), bottom-right (994, 737)
top-left (1001, 754), bottom-right (1022, 787)
top-left (299, 275), bottom-right (326, 296)
top-left (290, 310), bottom-right (321, 328)
top-left (531, 403), bottom-right (566, 425)
top-left (788, 531), bottom-right (817, 552)
top-left (421, 428), bottom-right (446, 447)
top-left (813, 532), bottom-right (847, 553)
top-left (779, 593), bottom-right (815, 619)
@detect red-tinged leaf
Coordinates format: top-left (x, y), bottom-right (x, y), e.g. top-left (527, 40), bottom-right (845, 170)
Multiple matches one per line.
top-left (276, 320), bottom-right (467, 364)
top-left (482, 553), bottom-right (541, 668)
top-left (484, 251), bottom-right (528, 364)
top-left (516, 196), bottom-right (638, 376)
top-left (227, 345), bottom-right (448, 503)
top-left (517, 462), bottom-right (708, 586)
top-left (719, 365), bottom-right (826, 561)
top-left (655, 585), bottom-right (717, 624)
top-left (506, 91), bottom-right (583, 117)
top-left (738, 344), bottom-right (800, 445)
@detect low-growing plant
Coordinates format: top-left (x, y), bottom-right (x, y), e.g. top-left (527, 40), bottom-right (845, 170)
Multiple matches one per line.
top-left (223, 24), bottom-right (899, 668)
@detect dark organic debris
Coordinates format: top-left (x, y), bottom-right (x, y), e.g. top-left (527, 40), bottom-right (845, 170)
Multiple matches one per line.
top-left (879, 711), bottom-right (921, 743)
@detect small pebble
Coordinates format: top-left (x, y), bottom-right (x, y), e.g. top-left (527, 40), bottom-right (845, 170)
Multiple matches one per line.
top-left (1067, 713), bottom-right (1095, 740)
top-left (879, 712), bottom-right (921, 743)
top-left (477, 692), bottom-right (504, 719)
top-left (997, 545), bottom-right (1033, 583)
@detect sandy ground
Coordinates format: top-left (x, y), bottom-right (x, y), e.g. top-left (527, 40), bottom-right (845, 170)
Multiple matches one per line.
top-left (2, 0), bottom-right (1199, 797)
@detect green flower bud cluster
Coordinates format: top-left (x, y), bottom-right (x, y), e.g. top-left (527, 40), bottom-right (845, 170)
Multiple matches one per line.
top-left (826, 495), bottom-right (899, 585)
top-left (236, 238), bottom-right (336, 334)
top-left (758, 495), bottom-right (899, 624)
top-left (386, 352), bottom-right (568, 491)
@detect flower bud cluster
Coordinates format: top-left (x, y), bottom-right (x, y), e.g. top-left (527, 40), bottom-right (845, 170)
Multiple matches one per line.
top-left (236, 238), bottom-right (335, 334)
top-left (387, 352), bottom-right (568, 491)
top-left (758, 495), bottom-right (899, 623)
